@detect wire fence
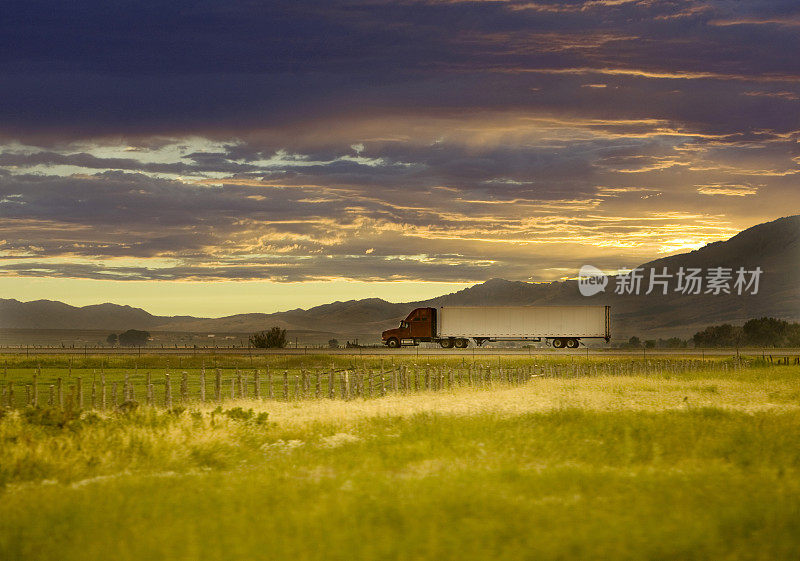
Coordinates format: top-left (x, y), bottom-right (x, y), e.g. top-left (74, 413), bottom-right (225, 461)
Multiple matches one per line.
top-left (2, 355), bottom-right (797, 410)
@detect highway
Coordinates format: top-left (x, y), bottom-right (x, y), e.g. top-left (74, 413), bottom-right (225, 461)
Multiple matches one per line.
top-left (1, 346), bottom-right (798, 358)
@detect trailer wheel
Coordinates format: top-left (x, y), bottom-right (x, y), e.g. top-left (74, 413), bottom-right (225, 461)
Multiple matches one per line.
top-left (566, 338), bottom-right (579, 349)
top-left (386, 338), bottom-right (401, 349)
top-left (440, 339), bottom-right (454, 348)
top-left (552, 338), bottom-right (565, 349)
top-left (455, 338), bottom-right (469, 348)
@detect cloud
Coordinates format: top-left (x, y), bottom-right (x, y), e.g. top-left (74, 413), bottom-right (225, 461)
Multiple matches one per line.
top-left (695, 184), bottom-right (759, 196)
top-left (1, 0), bottom-right (799, 286)
top-left (0, 146), bottom-right (771, 284)
top-left (0, 0), bottom-right (798, 139)
top-left (708, 15), bottom-right (800, 27)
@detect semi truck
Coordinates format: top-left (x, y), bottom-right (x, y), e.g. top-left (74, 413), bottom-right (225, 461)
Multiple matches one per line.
top-left (381, 305), bottom-right (611, 349)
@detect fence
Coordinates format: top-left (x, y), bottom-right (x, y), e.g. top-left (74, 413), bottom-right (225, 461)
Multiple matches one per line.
top-left (1, 356), bottom-right (797, 410)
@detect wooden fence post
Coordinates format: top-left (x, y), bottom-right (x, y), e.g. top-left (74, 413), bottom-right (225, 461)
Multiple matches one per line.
top-left (215, 369), bottom-right (222, 402)
top-left (76, 377), bottom-right (83, 409)
top-left (100, 374), bottom-right (107, 409)
top-left (32, 372), bottom-right (38, 407)
top-left (267, 367), bottom-right (273, 399)
top-left (164, 374), bottom-right (172, 408)
top-left (253, 369), bottom-right (259, 399)
top-left (146, 372), bottom-right (153, 406)
top-left (315, 368), bottom-right (321, 398)
top-left (200, 369), bottom-right (206, 402)
top-left (57, 377), bottom-right (63, 409)
top-left (283, 371), bottom-right (289, 400)
top-left (177, 371), bottom-right (186, 403)
top-left (328, 369), bottom-right (335, 399)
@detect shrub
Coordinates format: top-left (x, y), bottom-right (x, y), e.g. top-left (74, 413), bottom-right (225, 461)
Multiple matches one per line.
top-left (249, 327), bottom-right (287, 348)
top-left (118, 329), bottom-right (150, 347)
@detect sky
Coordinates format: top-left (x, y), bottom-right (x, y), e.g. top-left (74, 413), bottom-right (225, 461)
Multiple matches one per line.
top-left (1, 0), bottom-right (799, 316)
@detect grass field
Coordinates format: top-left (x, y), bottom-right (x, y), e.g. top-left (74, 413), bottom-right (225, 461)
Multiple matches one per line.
top-left (1, 354), bottom-right (799, 560)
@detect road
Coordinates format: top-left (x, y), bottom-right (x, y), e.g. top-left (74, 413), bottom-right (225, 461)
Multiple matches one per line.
top-left (1, 346), bottom-right (798, 358)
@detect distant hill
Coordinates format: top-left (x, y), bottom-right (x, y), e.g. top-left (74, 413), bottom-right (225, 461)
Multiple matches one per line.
top-left (414, 214), bottom-right (800, 338)
top-left (0, 299), bottom-right (166, 330)
top-left (596, 214), bottom-right (800, 336)
top-left (2, 215), bottom-right (798, 341)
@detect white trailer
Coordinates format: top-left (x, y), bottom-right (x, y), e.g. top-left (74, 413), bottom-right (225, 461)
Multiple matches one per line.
top-left (436, 305), bottom-right (610, 348)
top-left (381, 305), bottom-right (611, 349)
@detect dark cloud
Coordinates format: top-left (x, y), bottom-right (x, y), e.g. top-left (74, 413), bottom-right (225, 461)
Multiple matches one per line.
top-left (0, 0), bottom-right (798, 138)
top-left (1, 0), bottom-right (799, 285)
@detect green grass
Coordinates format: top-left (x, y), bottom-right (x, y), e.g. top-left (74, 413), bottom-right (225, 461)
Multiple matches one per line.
top-left (1, 356), bottom-right (799, 560)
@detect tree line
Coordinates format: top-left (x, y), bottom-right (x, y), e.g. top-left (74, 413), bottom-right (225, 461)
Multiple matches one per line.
top-left (621, 317), bottom-right (800, 349)
top-left (692, 317), bottom-right (800, 348)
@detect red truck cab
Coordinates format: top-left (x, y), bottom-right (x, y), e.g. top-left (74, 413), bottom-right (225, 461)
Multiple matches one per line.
top-left (382, 307), bottom-right (435, 348)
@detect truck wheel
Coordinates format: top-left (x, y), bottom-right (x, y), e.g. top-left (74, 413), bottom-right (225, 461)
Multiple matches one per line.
top-left (440, 339), bottom-right (454, 348)
top-left (566, 338), bottom-right (579, 349)
top-left (455, 338), bottom-right (468, 348)
top-left (552, 338), bottom-right (565, 349)
top-left (387, 338), bottom-right (401, 349)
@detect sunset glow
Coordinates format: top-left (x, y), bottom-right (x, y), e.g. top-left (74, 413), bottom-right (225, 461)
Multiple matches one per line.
top-left (1, 0), bottom-right (798, 314)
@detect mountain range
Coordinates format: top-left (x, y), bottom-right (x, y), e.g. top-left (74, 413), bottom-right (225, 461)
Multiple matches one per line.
top-left (2, 215), bottom-right (798, 342)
